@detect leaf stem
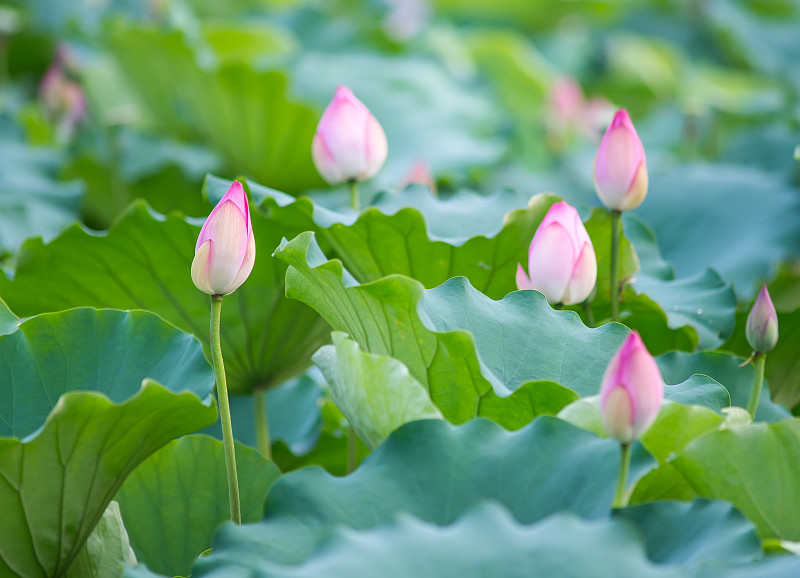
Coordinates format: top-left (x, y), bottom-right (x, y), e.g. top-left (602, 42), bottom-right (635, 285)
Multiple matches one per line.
top-left (210, 296), bottom-right (241, 524)
top-left (349, 179), bottom-right (359, 212)
top-left (583, 299), bottom-right (595, 328)
top-left (253, 389), bottom-right (271, 460)
top-left (347, 424), bottom-right (358, 474)
top-left (746, 353), bottom-right (766, 419)
top-left (610, 210), bottom-right (622, 322)
top-left (612, 443), bottom-right (631, 508)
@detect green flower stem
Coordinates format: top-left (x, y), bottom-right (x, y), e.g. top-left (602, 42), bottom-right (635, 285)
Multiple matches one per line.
top-left (253, 389), bottom-right (271, 460)
top-left (610, 210), bottom-right (622, 322)
top-left (347, 424), bottom-right (358, 474)
top-left (583, 299), bottom-right (595, 328)
top-left (746, 353), bottom-right (767, 419)
top-left (349, 179), bottom-right (359, 212)
top-left (612, 443), bottom-right (631, 508)
top-left (210, 296), bottom-right (242, 524)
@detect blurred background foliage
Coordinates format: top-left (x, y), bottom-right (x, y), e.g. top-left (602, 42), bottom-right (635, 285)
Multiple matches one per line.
top-left (2, 0), bottom-right (798, 224)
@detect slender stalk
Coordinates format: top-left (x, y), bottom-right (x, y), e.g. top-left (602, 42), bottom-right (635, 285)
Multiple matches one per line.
top-left (347, 424), bottom-right (358, 474)
top-left (349, 179), bottom-right (359, 211)
top-left (253, 389), bottom-right (271, 460)
top-left (210, 296), bottom-right (241, 524)
top-left (583, 299), bottom-right (595, 328)
top-left (746, 353), bottom-right (766, 419)
top-left (612, 443), bottom-right (631, 508)
top-left (610, 210), bottom-right (622, 322)
top-left (0, 37), bottom-right (8, 94)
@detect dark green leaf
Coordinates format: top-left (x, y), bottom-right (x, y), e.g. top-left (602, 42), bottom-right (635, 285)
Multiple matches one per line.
top-left (116, 435), bottom-right (280, 577)
top-left (0, 201), bottom-right (330, 394)
top-left (656, 351), bottom-right (790, 422)
top-left (0, 306), bottom-right (217, 577)
top-left (195, 417), bottom-right (628, 570)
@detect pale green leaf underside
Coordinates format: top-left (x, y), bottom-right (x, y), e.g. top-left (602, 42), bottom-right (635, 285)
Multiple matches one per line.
top-left (312, 332), bottom-right (444, 449)
top-left (66, 502), bottom-right (137, 578)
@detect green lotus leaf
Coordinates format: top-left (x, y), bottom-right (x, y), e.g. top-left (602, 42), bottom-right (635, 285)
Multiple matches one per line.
top-left (192, 418), bottom-right (770, 576)
top-left (559, 393), bottom-right (727, 465)
top-left (194, 499), bottom-right (791, 577)
top-left (656, 351), bottom-right (790, 422)
top-left (631, 419), bottom-right (800, 541)
top-left (206, 174), bottom-right (562, 298)
top-left (67, 502), bottom-right (137, 578)
top-left (0, 119), bottom-right (82, 256)
top-left (721, 307), bottom-right (800, 412)
top-left (613, 499), bottom-right (762, 566)
top-left (211, 174), bottom-right (735, 357)
top-left (109, 26), bottom-right (504, 195)
top-left (0, 201), bottom-right (330, 394)
top-left (0, 306), bottom-right (217, 577)
top-left (116, 435), bottom-right (280, 577)
top-left (200, 374), bottom-right (324, 458)
top-left (626, 218), bottom-right (736, 349)
top-left (312, 332), bottom-right (444, 449)
top-left (582, 212), bottom-right (736, 354)
top-left (274, 231), bottom-right (629, 427)
top-left (0, 297), bottom-right (17, 335)
top-left (194, 417), bottom-right (631, 570)
top-left (198, 504), bottom-right (682, 578)
top-left (636, 163), bottom-right (800, 300)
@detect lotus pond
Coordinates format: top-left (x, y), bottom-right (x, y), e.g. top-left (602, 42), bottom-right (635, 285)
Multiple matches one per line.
top-left (1, 0), bottom-right (800, 576)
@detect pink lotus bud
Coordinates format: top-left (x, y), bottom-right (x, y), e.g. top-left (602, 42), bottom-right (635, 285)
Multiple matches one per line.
top-left (399, 159), bottom-right (437, 194)
top-left (746, 285), bottom-right (778, 353)
top-left (191, 182), bottom-right (256, 296)
top-left (600, 332), bottom-right (664, 444)
top-left (312, 85), bottom-right (388, 185)
top-left (515, 201), bottom-right (597, 305)
top-left (39, 47), bottom-right (87, 141)
top-left (593, 109), bottom-right (648, 211)
top-left (39, 64), bottom-right (86, 122)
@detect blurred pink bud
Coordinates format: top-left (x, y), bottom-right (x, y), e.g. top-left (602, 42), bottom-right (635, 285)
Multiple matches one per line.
top-left (600, 332), bottom-right (664, 444)
top-left (191, 182), bottom-right (256, 296)
top-left (39, 50), bottom-right (87, 139)
top-left (548, 77), bottom-right (584, 128)
top-left (399, 159), bottom-right (437, 194)
top-left (516, 201), bottom-right (597, 305)
top-left (312, 85), bottom-right (388, 185)
top-left (382, 0), bottom-right (431, 41)
top-left (593, 109), bottom-right (648, 211)
top-left (746, 285), bottom-right (778, 353)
